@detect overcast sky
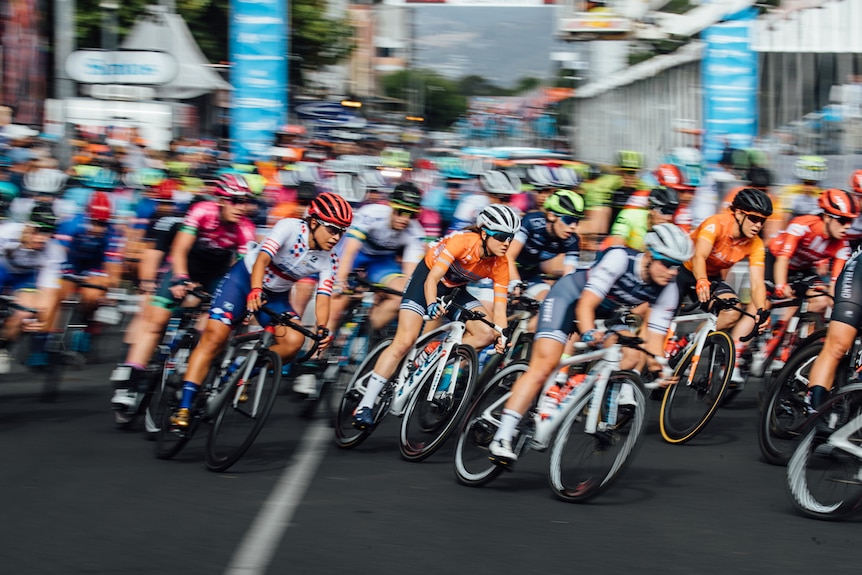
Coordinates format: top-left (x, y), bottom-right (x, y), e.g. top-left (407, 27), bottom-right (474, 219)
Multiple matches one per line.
top-left (413, 7), bottom-right (577, 88)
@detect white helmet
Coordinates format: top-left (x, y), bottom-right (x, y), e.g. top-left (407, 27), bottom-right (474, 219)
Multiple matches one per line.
top-left (479, 170), bottom-right (519, 195)
top-left (794, 155), bottom-right (827, 183)
top-left (644, 223), bottom-right (694, 263)
top-left (477, 204), bottom-right (521, 235)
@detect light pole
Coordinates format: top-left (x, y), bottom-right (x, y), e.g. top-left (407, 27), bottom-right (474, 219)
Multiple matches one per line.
top-left (100, 1), bottom-right (119, 51)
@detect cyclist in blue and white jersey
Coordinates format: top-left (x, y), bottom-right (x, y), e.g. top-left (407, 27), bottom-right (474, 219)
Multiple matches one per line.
top-left (487, 224), bottom-right (693, 464)
top-left (169, 192), bottom-right (353, 428)
top-left (330, 182), bottom-right (426, 332)
top-left (507, 189), bottom-right (583, 301)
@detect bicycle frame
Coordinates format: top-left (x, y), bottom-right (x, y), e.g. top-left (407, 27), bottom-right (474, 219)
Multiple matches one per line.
top-left (665, 310), bottom-right (718, 386)
top-left (223, 329), bottom-right (276, 418)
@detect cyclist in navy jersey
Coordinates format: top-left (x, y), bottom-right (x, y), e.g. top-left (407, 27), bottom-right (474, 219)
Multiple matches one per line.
top-left (488, 224), bottom-right (694, 464)
top-left (507, 189), bottom-right (583, 301)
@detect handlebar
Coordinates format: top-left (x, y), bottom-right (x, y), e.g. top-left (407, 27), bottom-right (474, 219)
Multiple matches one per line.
top-left (0, 294), bottom-right (39, 315)
top-left (341, 272), bottom-right (403, 297)
top-left (258, 303), bottom-right (325, 363)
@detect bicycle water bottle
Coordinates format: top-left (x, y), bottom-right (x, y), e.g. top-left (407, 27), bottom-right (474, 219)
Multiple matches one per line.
top-left (415, 340), bottom-right (441, 368)
top-left (540, 385), bottom-right (562, 420)
top-left (221, 356), bottom-right (246, 383)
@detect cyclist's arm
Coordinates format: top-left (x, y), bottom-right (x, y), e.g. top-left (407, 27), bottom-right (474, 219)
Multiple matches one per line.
top-left (335, 236), bottom-right (362, 284)
top-left (772, 255), bottom-right (790, 288)
top-left (506, 239), bottom-right (525, 284)
top-left (749, 263), bottom-right (768, 311)
top-left (574, 290), bottom-right (602, 334)
top-left (249, 250), bottom-right (269, 293)
top-left (424, 263), bottom-right (448, 309)
top-left (314, 293), bottom-right (331, 329)
top-left (168, 230), bottom-right (195, 278)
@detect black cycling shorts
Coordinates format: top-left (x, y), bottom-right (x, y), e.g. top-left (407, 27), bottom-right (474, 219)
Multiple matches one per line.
top-left (832, 250), bottom-right (862, 328)
top-left (400, 260), bottom-right (484, 318)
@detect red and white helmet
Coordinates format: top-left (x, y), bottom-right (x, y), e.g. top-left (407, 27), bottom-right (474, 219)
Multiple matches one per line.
top-left (307, 192), bottom-right (353, 228)
top-left (850, 169), bottom-right (862, 195)
top-left (213, 173), bottom-right (252, 198)
top-left (655, 163), bottom-right (695, 192)
top-left (819, 188), bottom-right (860, 219)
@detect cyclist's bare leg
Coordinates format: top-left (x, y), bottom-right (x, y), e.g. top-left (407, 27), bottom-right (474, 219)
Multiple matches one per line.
top-left (807, 320), bottom-right (856, 394)
top-left (124, 305), bottom-right (172, 366)
top-left (269, 319), bottom-right (307, 361)
top-left (502, 337), bottom-right (565, 415)
top-left (369, 275), bottom-right (406, 330)
top-left (716, 293), bottom-right (743, 332)
top-left (326, 291), bottom-right (353, 334)
top-left (183, 318), bottom-right (233, 385)
top-left (463, 314), bottom-right (497, 351)
top-left (369, 309), bottom-right (425, 380)
top-left (729, 300), bottom-right (756, 343)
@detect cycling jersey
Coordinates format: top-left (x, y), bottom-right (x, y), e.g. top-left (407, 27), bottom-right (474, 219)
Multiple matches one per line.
top-left (449, 194), bottom-right (489, 232)
top-left (180, 200), bottom-right (256, 284)
top-left (0, 222), bottom-right (64, 291)
top-left (608, 208), bottom-right (649, 250)
top-left (779, 184), bottom-right (822, 218)
top-left (768, 215), bottom-right (850, 283)
top-left (537, 247), bottom-right (678, 344)
top-left (514, 211), bottom-right (580, 279)
top-left (425, 230), bottom-right (509, 306)
top-left (832, 247), bottom-right (862, 328)
top-left (683, 211), bottom-right (765, 278)
top-left (55, 214), bottom-right (124, 274)
top-left (347, 203), bottom-right (425, 263)
top-left (245, 218), bottom-right (337, 296)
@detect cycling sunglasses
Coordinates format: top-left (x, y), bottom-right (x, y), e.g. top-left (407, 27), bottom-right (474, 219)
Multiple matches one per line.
top-left (742, 211), bottom-right (767, 225)
top-left (390, 205), bottom-right (419, 218)
top-left (657, 205), bottom-right (677, 216)
top-left (651, 252), bottom-right (683, 271)
top-left (553, 213), bottom-right (581, 226)
top-left (483, 228), bottom-right (515, 243)
top-left (315, 218), bottom-right (347, 237)
top-left (831, 214), bottom-right (854, 226)
top-left (227, 196), bottom-right (254, 205)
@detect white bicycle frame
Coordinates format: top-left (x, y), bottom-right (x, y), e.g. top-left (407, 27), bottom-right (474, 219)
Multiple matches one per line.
top-left (664, 310), bottom-right (719, 385)
top-left (816, 382), bottom-right (862, 462)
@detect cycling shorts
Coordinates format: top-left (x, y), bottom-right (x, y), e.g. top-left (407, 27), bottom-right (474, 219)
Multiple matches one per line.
top-left (832, 251), bottom-right (862, 329)
top-left (400, 260), bottom-right (484, 318)
top-left (353, 251), bottom-right (403, 286)
top-left (0, 269), bottom-right (37, 293)
top-left (209, 262), bottom-right (296, 328)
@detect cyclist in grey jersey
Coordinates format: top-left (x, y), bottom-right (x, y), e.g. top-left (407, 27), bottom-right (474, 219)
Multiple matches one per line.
top-left (488, 224), bottom-right (694, 464)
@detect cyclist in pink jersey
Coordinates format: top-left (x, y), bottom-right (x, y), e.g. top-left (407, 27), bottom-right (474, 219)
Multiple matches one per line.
top-left (110, 174), bottom-right (256, 418)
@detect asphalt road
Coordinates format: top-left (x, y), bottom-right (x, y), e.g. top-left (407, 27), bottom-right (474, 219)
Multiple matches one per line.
top-left (1, 350), bottom-right (859, 575)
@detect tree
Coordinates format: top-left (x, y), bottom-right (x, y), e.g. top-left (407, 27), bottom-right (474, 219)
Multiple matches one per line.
top-left (381, 70), bottom-right (466, 131)
top-left (73, 0), bottom-right (354, 85)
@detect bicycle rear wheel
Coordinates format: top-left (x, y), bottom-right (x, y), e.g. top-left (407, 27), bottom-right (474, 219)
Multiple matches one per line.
top-left (400, 344), bottom-right (478, 462)
top-left (786, 387), bottom-right (862, 520)
top-left (205, 350), bottom-right (282, 472)
top-left (758, 341), bottom-right (822, 466)
top-left (334, 338), bottom-right (393, 449)
top-left (454, 361), bottom-right (526, 486)
top-left (548, 371), bottom-right (647, 502)
top-left (660, 331), bottom-right (733, 444)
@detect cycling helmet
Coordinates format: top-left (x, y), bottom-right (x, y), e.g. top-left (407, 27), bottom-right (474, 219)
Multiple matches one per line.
top-left (525, 165), bottom-right (555, 189)
top-left (29, 202), bottom-right (58, 233)
top-left (551, 167), bottom-right (580, 189)
top-left (649, 186), bottom-right (680, 213)
top-left (24, 168), bottom-right (67, 195)
top-left (213, 173), bottom-right (252, 197)
top-left (666, 147), bottom-right (704, 187)
top-left (477, 204), bottom-right (521, 234)
top-left (645, 223), bottom-right (695, 264)
top-left (87, 191), bottom-right (112, 223)
top-left (654, 164), bottom-right (693, 192)
top-left (479, 170), bottom-right (519, 195)
top-left (296, 181), bottom-right (318, 204)
top-left (745, 166), bottom-right (772, 189)
top-left (308, 191), bottom-right (353, 228)
top-left (731, 187), bottom-right (773, 216)
top-left (617, 150), bottom-right (644, 171)
top-left (818, 188), bottom-right (859, 219)
top-left (391, 181), bottom-right (422, 212)
top-left (794, 156), bottom-right (827, 183)
top-left (543, 190), bottom-right (584, 219)
top-left (850, 169), bottom-right (862, 195)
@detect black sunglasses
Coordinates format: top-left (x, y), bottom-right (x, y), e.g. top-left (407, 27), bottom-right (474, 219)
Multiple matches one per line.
top-left (393, 207), bottom-right (418, 218)
top-left (658, 205), bottom-right (677, 216)
top-left (742, 212), bottom-right (767, 225)
top-left (831, 215), bottom-right (854, 226)
top-left (484, 228), bottom-right (515, 243)
top-left (228, 196), bottom-right (253, 205)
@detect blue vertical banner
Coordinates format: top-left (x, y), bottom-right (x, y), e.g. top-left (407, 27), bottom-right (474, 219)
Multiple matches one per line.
top-left (701, 7), bottom-right (759, 165)
top-left (230, 0), bottom-right (288, 162)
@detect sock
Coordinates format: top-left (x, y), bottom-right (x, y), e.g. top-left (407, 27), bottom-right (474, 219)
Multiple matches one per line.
top-left (179, 381), bottom-right (199, 410)
top-left (357, 372), bottom-right (388, 410)
top-left (554, 354), bottom-right (572, 384)
top-left (493, 408), bottom-right (523, 443)
top-left (809, 385), bottom-right (828, 410)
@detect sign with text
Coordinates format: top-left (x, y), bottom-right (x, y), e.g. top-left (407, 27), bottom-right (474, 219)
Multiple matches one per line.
top-left (65, 50), bottom-right (178, 84)
top-left (229, 0), bottom-right (288, 161)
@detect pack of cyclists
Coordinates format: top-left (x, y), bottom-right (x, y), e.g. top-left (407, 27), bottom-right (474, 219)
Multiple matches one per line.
top-left (3, 135), bottom-right (862, 501)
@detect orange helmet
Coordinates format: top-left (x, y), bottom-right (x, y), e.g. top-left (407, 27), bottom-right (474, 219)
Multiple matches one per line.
top-left (819, 188), bottom-right (860, 219)
top-left (654, 164), bottom-right (694, 192)
top-left (850, 169), bottom-right (862, 195)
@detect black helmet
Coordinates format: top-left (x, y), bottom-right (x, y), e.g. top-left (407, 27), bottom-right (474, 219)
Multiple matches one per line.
top-left (745, 166), bottom-right (772, 189)
top-left (390, 181), bottom-right (422, 212)
top-left (29, 202), bottom-right (58, 233)
top-left (649, 186), bottom-right (680, 214)
top-left (731, 187), bottom-right (773, 216)
top-left (296, 181), bottom-right (318, 203)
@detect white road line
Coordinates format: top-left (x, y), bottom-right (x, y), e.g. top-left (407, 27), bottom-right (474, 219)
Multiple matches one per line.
top-left (224, 421), bottom-right (331, 575)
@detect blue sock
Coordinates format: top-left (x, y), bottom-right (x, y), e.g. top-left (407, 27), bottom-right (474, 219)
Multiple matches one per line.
top-left (180, 381), bottom-right (198, 410)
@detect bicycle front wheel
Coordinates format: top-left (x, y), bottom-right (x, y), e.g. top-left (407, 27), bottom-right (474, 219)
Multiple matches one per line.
top-left (205, 350), bottom-right (282, 472)
top-left (334, 338), bottom-right (393, 449)
top-left (400, 344), bottom-right (478, 462)
top-left (660, 331), bottom-right (733, 444)
top-left (758, 341), bottom-right (822, 466)
top-left (786, 387), bottom-right (862, 520)
top-left (454, 361), bottom-right (526, 487)
top-left (548, 371), bottom-right (648, 502)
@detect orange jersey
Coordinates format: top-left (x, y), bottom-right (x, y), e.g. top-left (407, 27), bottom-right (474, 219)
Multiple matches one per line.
top-left (684, 212), bottom-right (765, 277)
top-left (768, 215), bottom-right (851, 283)
top-left (425, 231), bottom-right (509, 305)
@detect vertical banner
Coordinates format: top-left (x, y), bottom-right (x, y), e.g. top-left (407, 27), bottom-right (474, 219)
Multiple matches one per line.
top-left (701, 7), bottom-right (759, 165)
top-left (230, 0), bottom-right (288, 162)
top-left (2, 0), bottom-right (46, 124)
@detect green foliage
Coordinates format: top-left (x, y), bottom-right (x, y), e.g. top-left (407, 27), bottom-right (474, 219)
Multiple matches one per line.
top-left (381, 70), bottom-right (467, 130)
